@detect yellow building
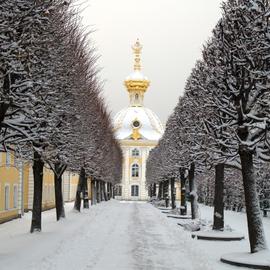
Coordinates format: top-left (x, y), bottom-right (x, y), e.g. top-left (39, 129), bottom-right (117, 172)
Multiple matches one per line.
top-left (175, 181), bottom-right (181, 201)
top-left (0, 151), bottom-right (79, 224)
top-left (0, 151), bottom-right (20, 223)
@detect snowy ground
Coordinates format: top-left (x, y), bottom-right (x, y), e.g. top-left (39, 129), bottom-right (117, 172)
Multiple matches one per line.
top-left (0, 200), bottom-right (269, 270)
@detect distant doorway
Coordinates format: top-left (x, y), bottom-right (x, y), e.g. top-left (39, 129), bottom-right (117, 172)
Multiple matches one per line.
top-left (131, 185), bottom-right (139, 197)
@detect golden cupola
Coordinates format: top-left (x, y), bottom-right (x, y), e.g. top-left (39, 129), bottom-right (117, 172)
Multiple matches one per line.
top-left (113, 40), bottom-right (164, 141)
top-left (124, 39), bottom-right (150, 107)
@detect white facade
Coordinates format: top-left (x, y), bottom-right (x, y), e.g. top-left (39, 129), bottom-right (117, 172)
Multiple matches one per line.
top-left (117, 143), bottom-right (154, 200)
top-left (114, 108), bottom-right (163, 200)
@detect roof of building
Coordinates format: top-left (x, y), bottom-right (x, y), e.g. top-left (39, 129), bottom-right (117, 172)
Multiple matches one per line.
top-left (113, 39), bottom-right (164, 142)
top-left (113, 106), bottom-right (164, 141)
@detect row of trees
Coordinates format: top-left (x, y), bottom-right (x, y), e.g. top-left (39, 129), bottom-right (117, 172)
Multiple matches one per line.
top-left (0, 0), bottom-right (122, 232)
top-left (146, 0), bottom-right (270, 254)
top-left (197, 164), bottom-right (270, 213)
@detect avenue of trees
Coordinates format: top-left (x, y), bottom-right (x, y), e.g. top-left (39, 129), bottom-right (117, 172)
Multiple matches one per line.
top-left (0, 0), bottom-right (122, 232)
top-left (146, 0), bottom-right (270, 254)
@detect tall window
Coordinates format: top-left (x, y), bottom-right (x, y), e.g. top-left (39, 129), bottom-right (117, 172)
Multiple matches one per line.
top-left (115, 185), bottom-right (122, 196)
top-left (13, 185), bottom-right (18, 208)
top-left (6, 151), bottom-right (11, 166)
top-left (131, 185), bottom-right (139, 196)
top-left (5, 185), bottom-right (10, 210)
top-left (131, 164), bottom-right (139, 177)
top-left (132, 148), bottom-right (140, 157)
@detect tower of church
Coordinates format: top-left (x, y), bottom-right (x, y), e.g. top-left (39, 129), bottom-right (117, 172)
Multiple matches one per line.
top-left (113, 40), bottom-right (164, 200)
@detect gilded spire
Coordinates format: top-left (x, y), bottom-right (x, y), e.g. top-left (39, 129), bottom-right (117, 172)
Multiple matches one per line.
top-left (125, 39), bottom-right (150, 107)
top-left (132, 39), bottom-right (142, 71)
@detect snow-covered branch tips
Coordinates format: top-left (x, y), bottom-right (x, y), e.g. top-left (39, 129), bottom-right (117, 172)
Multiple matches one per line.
top-left (0, 0), bottom-right (122, 232)
top-left (146, 0), bottom-right (270, 255)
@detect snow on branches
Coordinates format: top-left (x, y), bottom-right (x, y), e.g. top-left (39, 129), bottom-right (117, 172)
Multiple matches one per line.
top-left (147, 0), bottom-right (270, 253)
top-left (0, 0), bottom-right (122, 231)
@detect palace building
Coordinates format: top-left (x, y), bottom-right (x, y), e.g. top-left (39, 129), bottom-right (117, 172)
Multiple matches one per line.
top-left (0, 150), bottom-right (79, 223)
top-left (113, 40), bottom-right (164, 201)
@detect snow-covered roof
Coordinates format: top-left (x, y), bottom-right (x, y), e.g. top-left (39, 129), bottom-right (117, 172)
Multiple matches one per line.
top-left (125, 70), bottom-right (148, 81)
top-left (113, 106), bottom-right (164, 141)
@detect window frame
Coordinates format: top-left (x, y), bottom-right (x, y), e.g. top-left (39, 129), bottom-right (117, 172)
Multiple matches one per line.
top-left (115, 185), bottom-right (122, 196)
top-left (4, 184), bottom-right (10, 210)
top-left (131, 185), bottom-right (139, 196)
top-left (131, 163), bottom-right (139, 178)
top-left (132, 148), bottom-right (140, 157)
top-left (13, 185), bottom-right (18, 209)
top-left (6, 151), bottom-right (11, 166)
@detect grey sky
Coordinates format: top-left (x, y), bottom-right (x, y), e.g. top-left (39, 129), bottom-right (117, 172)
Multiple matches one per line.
top-left (79, 0), bottom-right (223, 124)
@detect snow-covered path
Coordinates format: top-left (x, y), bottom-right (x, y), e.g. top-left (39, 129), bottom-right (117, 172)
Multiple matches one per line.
top-left (0, 200), bottom-right (212, 270)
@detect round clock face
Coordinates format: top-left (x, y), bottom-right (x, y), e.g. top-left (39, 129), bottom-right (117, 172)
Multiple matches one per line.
top-left (132, 120), bottom-right (140, 128)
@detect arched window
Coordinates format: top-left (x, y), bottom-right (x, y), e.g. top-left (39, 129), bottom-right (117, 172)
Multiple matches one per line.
top-left (132, 148), bottom-right (140, 157)
top-left (13, 185), bottom-right (18, 208)
top-left (131, 164), bottom-right (139, 177)
top-left (6, 151), bottom-right (11, 166)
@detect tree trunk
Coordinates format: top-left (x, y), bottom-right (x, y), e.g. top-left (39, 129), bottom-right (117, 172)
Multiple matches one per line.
top-left (162, 181), bottom-right (166, 199)
top-left (239, 148), bottom-right (267, 253)
top-left (97, 181), bottom-right (101, 203)
top-left (213, 163), bottom-right (224, 230)
top-left (164, 180), bottom-right (169, 207)
top-left (153, 183), bottom-right (157, 197)
top-left (74, 167), bottom-right (84, 211)
top-left (110, 183), bottom-right (112, 199)
top-left (0, 73), bottom-right (11, 124)
top-left (180, 168), bottom-right (187, 215)
top-left (83, 174), bottom-right (89, 209)
top-left (106, 182), bottom-right (109, 200)
top-left (170, 178), bottom-right (176, 209)
top-left (100, 181), bottom-right (104, 201)
top-left (189, 163), bottom-right (199, 219)
top-left (108, 183), bottom-right (111, 200)
top-left (158, 182), bottom-right (162, 199)
top-left (112, 185), bottom-right (115, 199)
top-left (30, 151), bottom-right (44, 233)
top-left (150, 184), bottom-right (154, 197)
top-left (54, 163), bottom-right (66, 221)
top-left (0, 103), bottom-right (9, 125)
top-left (99, 181), bottom-right (102, 201)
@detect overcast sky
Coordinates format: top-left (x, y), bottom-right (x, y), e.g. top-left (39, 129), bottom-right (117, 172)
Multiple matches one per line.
top-left (78, 0), bottom-right (224, 124)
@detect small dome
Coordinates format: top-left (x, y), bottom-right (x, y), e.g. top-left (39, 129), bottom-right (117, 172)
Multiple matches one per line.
top-left (113, 106), bottom-right (164, 141)
top-left (125, 70), bottom-right (148, 81)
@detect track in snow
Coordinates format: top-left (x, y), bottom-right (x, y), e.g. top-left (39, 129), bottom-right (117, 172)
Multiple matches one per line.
top-left (0, 200), bottom-right (213, 270)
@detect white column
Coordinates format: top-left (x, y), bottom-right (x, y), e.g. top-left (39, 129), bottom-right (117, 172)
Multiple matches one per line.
top-left (28, 165), bottom-right (34, 210)
top-left (124, 148), bottom-right (130, 200)
top-left (18, 160), bottom-right (24, 217)
top-left (68, 172), bottom-right (71, 201)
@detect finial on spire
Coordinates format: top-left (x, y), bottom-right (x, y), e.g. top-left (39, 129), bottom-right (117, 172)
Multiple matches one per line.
top-left (132, 38), bottom-right (142, 71)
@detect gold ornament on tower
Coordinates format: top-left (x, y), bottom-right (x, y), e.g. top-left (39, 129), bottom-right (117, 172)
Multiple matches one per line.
top-left (124, 39), bottom-right (150, 107)
top-left (131, 118), bottom-right (142, 140)
top-left (132, 39), bottom-right (143, 71)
